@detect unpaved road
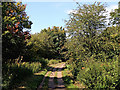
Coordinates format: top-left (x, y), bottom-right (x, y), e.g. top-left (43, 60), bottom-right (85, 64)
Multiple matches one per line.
top-left (37, 63), bottom-right (66, 90)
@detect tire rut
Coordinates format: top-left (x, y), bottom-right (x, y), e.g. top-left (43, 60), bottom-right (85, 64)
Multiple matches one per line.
top-left (55, 63), bottom-right (65, 90)
top-left (37, 68), bottom-right (52, 89)
top-left (37, 63), bottom-right (66, 90)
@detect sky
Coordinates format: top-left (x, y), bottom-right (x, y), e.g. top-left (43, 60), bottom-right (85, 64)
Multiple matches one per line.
top-left (21, 1), bottom-right (119, 34)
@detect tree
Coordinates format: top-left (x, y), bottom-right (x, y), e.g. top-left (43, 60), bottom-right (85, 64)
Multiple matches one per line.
top-left (64, 2), bottom-right (109, 78)
top-left (29, 26), bottom-right (66, 59)
top-left (65, 2), bottom-right (107, 38)
top-left (2, 2), bottom-right (32, 63)
top-left (45, 26), bottom-right (66, 59)
top-left (64, 2), bottom-right (120, 88)
top-left (110, 1), bottom-right (120, 25)
top-left (65, 2), bottom-right (107, 61)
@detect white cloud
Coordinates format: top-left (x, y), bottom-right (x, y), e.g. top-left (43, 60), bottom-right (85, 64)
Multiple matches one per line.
top-left (105, 4), bottom-right (118, 24)
top-left (66, 4), bottom-right (118, 15)
top-left (106, 4), bottom-right (118, 16)
top-left (65, 9), bottom-right (78, 14)
top-left (65, 4), bottom-right (118, 25)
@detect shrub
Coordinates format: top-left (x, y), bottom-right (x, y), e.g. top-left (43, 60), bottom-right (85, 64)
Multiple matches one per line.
top-left (2, 63), bottom-right (33, 89)
top-left (32, 57), bottom-right (49, 67)
top-left (2, 62), bottom-right (42, 89)
top-left (77, 60), bottom-right (119, 88)
top-left (21, 62), bottom-right (42, 73)
top-left (39, 58), bottom-right (49, 67)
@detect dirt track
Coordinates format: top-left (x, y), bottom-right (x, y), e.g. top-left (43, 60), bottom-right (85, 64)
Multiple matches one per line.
top-left (37, 63), bottom-right (66, 90)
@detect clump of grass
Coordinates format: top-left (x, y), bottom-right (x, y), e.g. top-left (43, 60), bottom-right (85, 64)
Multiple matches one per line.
top-left (62, 68), bottom-right (78, 88)
top-left (42, 71), bottom-right (52, 88)
top-left (54, 71), bottom-right (58, 85)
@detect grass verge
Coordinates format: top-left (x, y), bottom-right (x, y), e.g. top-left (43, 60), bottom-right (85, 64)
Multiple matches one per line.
top-left (54, 70), bottom-right (58, 86)
top-left (42, 71), bottom-right (52, 88)
top-left (16, 69), bottom-right (48, 90)
top-left (62, 68), bottom-right (78, 88)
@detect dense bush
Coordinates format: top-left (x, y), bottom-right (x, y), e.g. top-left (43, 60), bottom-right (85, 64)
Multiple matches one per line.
top-left (28, 26), bottom-right (66, 60)
top-left (77, 59), bottom-right (119, 88)
top-left (32, 57), bottom-right (49, 68)
top-left (21, 62), bottom-right (42, 73)
top-left (2, 62), bottom-right (42, 89)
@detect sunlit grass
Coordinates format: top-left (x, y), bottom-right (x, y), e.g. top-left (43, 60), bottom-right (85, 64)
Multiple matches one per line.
top-left (54, 70), bottom-right (58, 85)
top-left (42, 71), bottom-right (52, 88)
top-left (62, 68), bottom-right (79, 88)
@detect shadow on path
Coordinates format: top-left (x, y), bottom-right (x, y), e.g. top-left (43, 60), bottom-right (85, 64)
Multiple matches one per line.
top-left (37, 63), bottom-right (66, 90)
